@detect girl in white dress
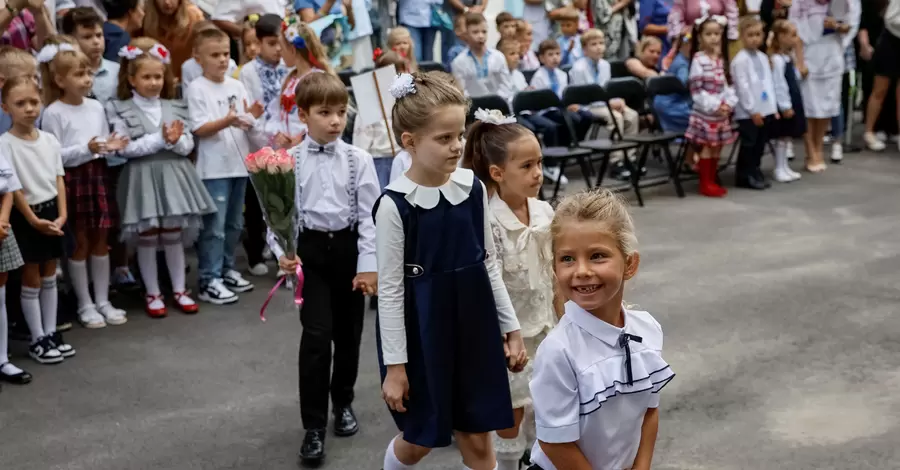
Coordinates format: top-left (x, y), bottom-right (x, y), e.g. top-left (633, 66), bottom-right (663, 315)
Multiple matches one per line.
top-left (462, 109), bottom-right (558, 470)
top-left (528, 189), bottom-right (675, 470)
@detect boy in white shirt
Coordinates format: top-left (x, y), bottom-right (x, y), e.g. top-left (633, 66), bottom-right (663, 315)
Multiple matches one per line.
top-left (530, 39), bottom-right (593, 147)
top-left (182, 21), bottom-right (239, 87)
top-left (238, 14), bottom-right (288, 127)
top-left (555, 7), bottom-right (582, 67)
top-left (451, 12), bottom-right (513, 101)
top-left (498, 37), bottom-right (564, 150)
top-left (188, 27), bottom-right (264, 304)
top-left (570, 28), bottom-right (639, 180)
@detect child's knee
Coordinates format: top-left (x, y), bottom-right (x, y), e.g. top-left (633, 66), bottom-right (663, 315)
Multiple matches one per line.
top-left (456, 431), bottom-right (493, 459)
top-left (495, 426), bottom-right (520, 439)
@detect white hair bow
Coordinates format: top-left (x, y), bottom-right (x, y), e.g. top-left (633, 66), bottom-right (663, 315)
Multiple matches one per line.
top-left (474, 108), bottom-right (516, 126)
top-left (36, 44), bottom-right (76, 64)
top-left (148, 44), bottom-right (171, 64)
top-left (695, 14), bottom-right (728, 26)
top-left (390, 73), bottom-right (417, 99)
top-left (118, 45), bottom-right (143, 60)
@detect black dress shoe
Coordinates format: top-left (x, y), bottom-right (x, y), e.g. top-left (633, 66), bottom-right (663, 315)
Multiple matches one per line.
top-left (735, 175), bottom-right (767, 190)
top-left (0, 364), bottom-right (32, 385)
top-left (333, 405), bottom-right (359, 437)
top-left (299, 429), bottom-right (326, 466)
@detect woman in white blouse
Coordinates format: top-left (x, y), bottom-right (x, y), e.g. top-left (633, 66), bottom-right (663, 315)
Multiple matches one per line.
top-left (461, 111), bottom-right (559, 470)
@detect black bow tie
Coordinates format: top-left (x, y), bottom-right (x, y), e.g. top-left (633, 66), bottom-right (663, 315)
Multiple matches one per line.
top-left (310, 142), bottom-right (337, 155)
top-left (618, 333), bottom-right (643, 386)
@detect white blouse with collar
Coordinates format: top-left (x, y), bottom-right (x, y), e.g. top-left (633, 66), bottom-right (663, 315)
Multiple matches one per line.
top-left (375, 168), bottom-right (520, 365)
top-left (489, 194), bottom-right (556, 338)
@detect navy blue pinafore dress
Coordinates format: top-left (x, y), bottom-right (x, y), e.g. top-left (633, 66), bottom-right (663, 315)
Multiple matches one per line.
top-left (771, 56), bottom-right (808, 139)
top-left (374, 177), bottom-right (514, 449)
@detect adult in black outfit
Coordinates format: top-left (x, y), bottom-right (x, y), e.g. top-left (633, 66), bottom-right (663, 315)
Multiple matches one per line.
top-left (861, 0), bottom-right (900, 150)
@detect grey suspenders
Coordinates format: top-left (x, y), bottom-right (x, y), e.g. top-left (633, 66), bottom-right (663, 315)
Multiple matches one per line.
top-left (293, 141), bottom-right (360, 234)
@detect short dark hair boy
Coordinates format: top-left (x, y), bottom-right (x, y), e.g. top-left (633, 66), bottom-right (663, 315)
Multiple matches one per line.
top-left (254, 13), bottom-right (283, 39)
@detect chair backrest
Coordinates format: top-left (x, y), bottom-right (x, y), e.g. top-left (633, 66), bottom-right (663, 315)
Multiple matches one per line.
top-left (604, 77), bottom-right (648, 113)
top-left (562, 84), bottom-right (609, 108)
top-left (419, 61), bottom-right (447, 73)
top-left (609, 59), bottom-right (630, 79)
top-left (645, 75), bottom-right (688, 99)
top-left (523, 69), bottom-right (536, 84)
top-left (338, 69), bottom-right (354, 87)
top-left (468, 94), bottom-right (511, 124)
top-left (512, 89), bottom-right (563, 114)
top-left (561, 64), bottom-right (572, 78)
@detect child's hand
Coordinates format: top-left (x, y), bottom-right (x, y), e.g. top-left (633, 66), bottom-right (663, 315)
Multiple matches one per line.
top-left (717, 103), bottom-right (731, 117)
top-left (278, 255), bottom-right (300, 272)
top-left (568, 39), bottom-right (575, 52)
top-left (106, 132), bottom-right (130, 151)
top-left (837, 22), bottom-right (850, 34)
top-left (53, 215), bottom-right (67, 231)
top-left (163, 121), bottom-right (184, 145)
top-left (751, 113), bottom-right (764, 127)
top-left (566, 104), bottom-right (580, 113)
top-left (225, 103), bottom-right (240, 126)
top-left (383, 364), bottom-right (409, 412)
top-left (0, 222), bottom-right (9, 241)
top-left (273, 132), bottom-right (292, 148)
top-left (244, 99), bottom-right (264, 120)
top-left (505, 330), bottom-right (528, 372)
top-left (782, 108), bottom-right (794, 119)
top-left (610, 98), bottom-right (625, 111)
top-left (88, 137), bottom-right (106, 155)
top-left (823, 17), bottom-right (837, 30)
top-left (352, 272), bottom-right (377, 296)
top-left (33, 219), bottom-right (63, 236)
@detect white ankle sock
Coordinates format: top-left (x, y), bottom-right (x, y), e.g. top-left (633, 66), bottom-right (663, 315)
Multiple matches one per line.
top-left (161, 232), bottom-right (186, 293)
top-left (137, 235), bottom-right (161, 296)
top-left (90, 255), bottom-right (111, 306)
top-left (67, 259), bottom-right (93, 309)
top-left (40, 276), bottom-right (58, 335)
top-left (384, 437), bottom-right (415, 470)
top-left (20, 285), bottom-right (42, 340)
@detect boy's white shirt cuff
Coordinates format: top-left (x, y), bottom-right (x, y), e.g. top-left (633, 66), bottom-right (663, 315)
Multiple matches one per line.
top-left (357, 254), bottom-right (376, 274)
top-left (536, 422), bottom-right (581, 443)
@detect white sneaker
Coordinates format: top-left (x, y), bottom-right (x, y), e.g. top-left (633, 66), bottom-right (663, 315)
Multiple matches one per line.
top-left (97, 302), bottom-right (127, 326)
top-left (830, 143), bottom-right (843, 163)
top-left (223, 269), bottom-right (254, 292)
top-left (77, 304), bottom-right (107, 329)
top-left (864, 132), bottom-right (886, 151)
top-left (198, 279), bottom-right (238, 305)
top-left (773, 168), bottom-right (794, 183)
top-left (248, 262), bottom-right (269, 276)
top-left (786, 165), bottom-right (802, 181)
top-left (875, 131), bottom-right (888, 141)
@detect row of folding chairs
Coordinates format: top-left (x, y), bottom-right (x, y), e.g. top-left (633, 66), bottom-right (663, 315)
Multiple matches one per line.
top-left (521, 59), bottom-right (632, 86)
top-left (468, 75), bottom-right (733, 206)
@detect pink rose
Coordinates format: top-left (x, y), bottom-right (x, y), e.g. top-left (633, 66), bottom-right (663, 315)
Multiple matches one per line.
top-left (264, 153), bottom-right (281, 174)
top-left (246, 147), bottom-right (275, 173)
top-left (275, 149), bottom-right (293, 173)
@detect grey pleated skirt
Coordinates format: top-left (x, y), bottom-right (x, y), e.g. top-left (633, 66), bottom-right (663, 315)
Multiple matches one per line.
top-left (117, 154), bottom-right (217, 243)
top-left (0, 229), bottom-right (24, 273)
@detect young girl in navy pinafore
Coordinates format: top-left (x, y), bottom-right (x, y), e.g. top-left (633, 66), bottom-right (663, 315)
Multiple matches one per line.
top-left (374, 173), bottom-right (514, 448)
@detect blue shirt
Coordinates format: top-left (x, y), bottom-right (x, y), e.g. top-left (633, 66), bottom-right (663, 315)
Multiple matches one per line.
top-left (294, 0), bottom-right (342, 15)
top-left (397, 0), bottom-right (435, 28)
top-left (557, 35), bottom-right (582, 68)
top-left (92, 59), bottom-right (120, 105)
top-left (102, 22), bottom-right (130, 62)
top-left (638, 0), bottom-right (672, 58)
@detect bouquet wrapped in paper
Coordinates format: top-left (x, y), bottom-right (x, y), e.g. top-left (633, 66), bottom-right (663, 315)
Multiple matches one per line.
top-left (245, 147), bottom-right (303, 320)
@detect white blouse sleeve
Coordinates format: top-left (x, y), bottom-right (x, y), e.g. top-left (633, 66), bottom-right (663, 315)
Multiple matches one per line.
top-left (481, 182), bottom-right (520, 334)
top-left (771, 56), bottom-right (793, 111)
top-left (171, 133), bottom-right (195, 156)
top-left (375, 195), bottom-right (408, 365)
top-left (730, 54), bottom-right (758, 114)
top-left (530, 336), bottom-right (581, 443)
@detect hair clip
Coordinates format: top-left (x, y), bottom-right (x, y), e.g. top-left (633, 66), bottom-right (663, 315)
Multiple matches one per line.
top-left (149, 44), bottom-right (171, 64)
top-left (36, 43), bottom-right (75, 64)
top-left (474, 108), bottom-right (517, 126)
top-left (247, 13), bottom-right (260, 26)
top-left (118, 45), bottom-right (143, 61)
top-left (390, 73), bottom-right (416, 99)
top-left (373, 47), bottom-right (384, 61)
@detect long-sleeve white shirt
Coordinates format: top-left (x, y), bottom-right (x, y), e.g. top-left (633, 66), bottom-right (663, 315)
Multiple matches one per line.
top-left (375, 168), bottom-right (520, 365)
top-left (108, 93), bottom-right (195, 159)
top-left (40, 99), bottom-right (111, 168)
top-left (770, 53), bottom-right (795, 112)
top-left (530, 66), bottom-right (569, 99)
top-left (451, 48), bottom-right (514, 101)
top-left (730, 49), bottom-right (777, 120)
top-left (569, 56), bottom-right (612, 87)
top-left (265, 137), bottom-right (380, 274)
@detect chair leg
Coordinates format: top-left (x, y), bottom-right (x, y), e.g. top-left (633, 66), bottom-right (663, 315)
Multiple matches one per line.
top-left (577, 156), bottom-right (593, 188)
top-left (552, 159), bottom-right (568, 200)
top-left (663, 143), bottom-right (686, 198)
top-left (594, 153), bottom-right (610, 188)
top-left (622, 146), bottom-right (647, 207)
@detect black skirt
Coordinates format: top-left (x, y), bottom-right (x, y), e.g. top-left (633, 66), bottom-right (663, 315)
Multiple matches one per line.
top-left (872, 30), bottom-right (900, 78)
top-left (10, 199), bottom-right (65, 263)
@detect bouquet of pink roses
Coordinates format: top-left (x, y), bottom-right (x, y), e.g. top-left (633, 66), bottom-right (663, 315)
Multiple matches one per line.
top-left (245, 147), bottom-right (303, 319)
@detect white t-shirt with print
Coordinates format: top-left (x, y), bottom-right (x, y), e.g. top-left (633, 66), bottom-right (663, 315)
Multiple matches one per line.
top-left (211, 0), bottom-right (288, 22)
top-left (187, 76), bottom-right (256, 180)
top-left (0, 131), bottom-right (64, 205)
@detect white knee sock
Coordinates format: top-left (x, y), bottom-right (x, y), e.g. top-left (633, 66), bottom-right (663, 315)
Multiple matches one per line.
top-left (90, 255), bottom-right (111, 306)
top-left (67, 259), bottom-right (93, 309)
top-left (137, 235), bottom-right (160, 296)
top-left (494, 430), bottom-right (526, 470)
top-left (0, 286), bottom-right (22, 374)
top-left (161, 232), bottom-right (186, 293)
top-left (384, 437), bottom-right (415, 470)
top-left (40, 276), bottom-right (58, 335)
top-left (20, 285), bottom-right (42, 340)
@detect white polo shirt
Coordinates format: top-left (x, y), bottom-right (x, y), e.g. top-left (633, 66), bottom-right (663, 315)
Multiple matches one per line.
top-left (529, 302), bottom-right (675, 470)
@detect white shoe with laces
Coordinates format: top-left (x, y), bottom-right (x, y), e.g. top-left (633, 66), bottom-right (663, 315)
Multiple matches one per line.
top-left (78, 304), bottom-right (107, 329)
top-left (248, 263), bottom-right (269, 276)
top-left (97, 302), bottom-right (127, 325)
top-left (864, 132), bottom-right (886, 151)
top-left (198, 279), bottom-right (239, 305)
top-left (224, 269), bottom-right (254, 292)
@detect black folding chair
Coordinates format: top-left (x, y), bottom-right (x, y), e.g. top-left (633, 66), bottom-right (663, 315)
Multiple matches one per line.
top-left (609, 59), bottom-right (630, 79)
top-left (604, 77), bottom-right (685, 204)
top-left (523, 69), bottom-right (537, 85)
top-left (512, 90), bottom-right (594, 200)
top-left (419, 61), bottom-right (447, 73)
top-left (468, 94), bottom-right (512, 125)
top-left (561, 85), bottom-right (641, 195)
top-left (338, 69), bottom-right (354, 86)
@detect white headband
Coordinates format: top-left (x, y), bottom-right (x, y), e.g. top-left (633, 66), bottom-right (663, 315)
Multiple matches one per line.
top-left (118, 43), bottom-right (171, 64)
top-left (36, 44), bottom-right (76, 64)
top-left (474, 108), bottom-right (516, 126)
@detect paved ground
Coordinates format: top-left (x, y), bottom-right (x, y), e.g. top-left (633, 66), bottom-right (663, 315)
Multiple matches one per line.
top-left (2, 147), bottom-right (900, 470)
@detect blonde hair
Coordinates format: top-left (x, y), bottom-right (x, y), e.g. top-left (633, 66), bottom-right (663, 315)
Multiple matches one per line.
top-left (142, 0), bottom-right (193, 43)
top-left (391, 71), bottom-right (469, 148)
top-left (282, 20), bottom-right (335, 92)
top-left (739, 15), bottom-right (763, 35)
top-left (550, 188), bottom-right (638, 257)
top-left (387, 27), bottom-right (418, 72)
top-left (580, 28), bottom-right (604, 48)
top-left (768, 19), bottom-right (795, 56)
top-left (39, 35), bottom-right (90, 104)
top-left (116, 37), bottom-right (177, 101)
top-left (637, 36), bottom-right (662, 55)
top-left (0, 46), bottom-right (36, 79)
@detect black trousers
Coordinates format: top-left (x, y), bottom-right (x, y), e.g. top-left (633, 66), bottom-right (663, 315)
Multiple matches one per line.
top-left (736, 116), bottom-right (773, 181)
top-left (243, 183), bottom-right (266, 267)
top-left (296, 228), bottom-right (365, 430)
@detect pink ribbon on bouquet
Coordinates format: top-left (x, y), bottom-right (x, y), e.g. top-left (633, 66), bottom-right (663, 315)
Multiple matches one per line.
top-left (259, 265), bottom-right (304, 322)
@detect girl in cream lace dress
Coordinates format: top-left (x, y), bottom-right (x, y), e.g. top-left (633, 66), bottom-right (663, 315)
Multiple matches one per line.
top-left (463, 109), bottom-right (558, 470)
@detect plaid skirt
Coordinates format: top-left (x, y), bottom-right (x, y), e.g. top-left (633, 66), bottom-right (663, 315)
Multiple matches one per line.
top-left (65, 159), bottom-right (118, 230)
top-left (0, 228), bottom-right (24, 273)
top-left (685, 114), bottom-right (736, 147)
